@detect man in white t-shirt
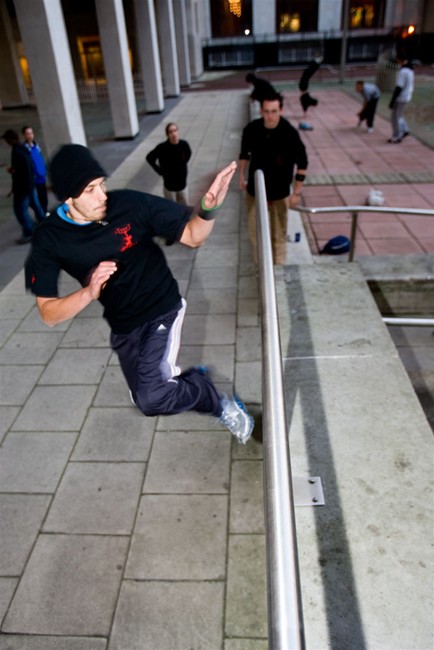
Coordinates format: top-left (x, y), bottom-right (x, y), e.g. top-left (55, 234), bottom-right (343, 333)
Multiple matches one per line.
top-left (388, 56), bottom-right (414, 143)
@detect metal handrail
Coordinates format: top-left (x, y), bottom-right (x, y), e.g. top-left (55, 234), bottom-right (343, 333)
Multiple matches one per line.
top-left (298, 205), bottom-right (434, 262)
top-left (383, 317), bottom-right (434, 326)
top-left (254, 169), bottom-right (306, 649)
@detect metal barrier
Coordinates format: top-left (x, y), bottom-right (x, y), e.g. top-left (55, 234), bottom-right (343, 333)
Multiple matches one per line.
top-left (254, 169), bottom-right (306, 649)
top-left (383, 317), bottom-right (434, 326)
top-left (298, 205), bottom-right (434, 262)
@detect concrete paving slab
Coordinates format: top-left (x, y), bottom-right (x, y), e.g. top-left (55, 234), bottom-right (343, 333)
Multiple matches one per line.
top-left (0, 331), bottom-right (64, 364)
top-left (109, 581), bottom-right (224, 650)
top-left (177, 344), bottom-right (234, 385)
top-left (277, 265), bottom-right (397, 357)
top-left (225, 534), bottom-right (267, 639)
top-left (72, 407), bottom-right (154, 462)
top-left (225, 641), bottom-right (268, 650)
top-left (194, 247), bottom-right (240, 268)
top-left (185, 287), bottom-right (237, 314)
top-left (125, 494), bottom-right (227, 580)
top-left (43, 462), bottom-right (145, 534)
top-left (164, 257), bottom-right (195, 281)
top-left (238, 274), bottom-right (259, 299)
top-left (75, 300), bottom-right (104, 318)
top-left (39, 348), bottom-right (111, 385)
top-left (17, 305), bottom-right (70, 332)
top-left (235, 360), bottom-right (262, 404)
top-left (230, 460), bottom-right (264, 534)
top-left (190, 265), bottom-right (238, 289)
top-left (237, 297), bottom-right (260, 328)
top-left (0, 270), bottom-right (26, 295)
top-left (156, 409), bottom-right (223, 431)
top-left (0, 406), bottom-right (19, 443)
top-left (236, 326), bottom-right (261, 362)
top-left (0, 578), bottom-right (17, 624)
top-left (59, 318), bottom-right (111, 348)
top-left (93, 366), bottom-right (131, 407)
top-left (12, 385), bottom-right (96, 431)
top-left (143, 430), bottom-right (230, 494)
top-left (2, 534), bottom-right (128, 636)
top-left (0, 431), bottom-right (76, 493)
top-left (0, 365), bottom-right (43, 405)
top-left (0, 494), bottom-right (51, 575)
top-left (0, 295), bottom-right (33, 320)
top-left (198, 232), bottom-right (239, 251)
top-left (182, 313), bottom-right (236, 345)
top-left (0, 637), bottom-right (107, 650)
top-left (0, 319), bottom-right (19, 347)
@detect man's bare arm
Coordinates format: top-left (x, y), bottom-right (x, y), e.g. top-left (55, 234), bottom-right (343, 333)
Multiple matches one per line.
top-left (36, 261), bottom-right (118, 327)
top-left (180, 161), bottom-right (237, 248)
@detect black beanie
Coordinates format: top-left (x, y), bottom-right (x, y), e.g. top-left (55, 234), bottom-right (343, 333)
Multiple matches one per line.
top-left (49, 144), bottom-right (107, 201)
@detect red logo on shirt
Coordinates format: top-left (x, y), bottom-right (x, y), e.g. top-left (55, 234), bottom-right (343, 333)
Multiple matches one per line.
top-left (114, 224), bottom-right (136, 252)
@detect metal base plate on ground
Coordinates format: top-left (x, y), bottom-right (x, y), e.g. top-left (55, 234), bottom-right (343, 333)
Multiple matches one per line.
top-left (293, 476), bottom-right (325, 506)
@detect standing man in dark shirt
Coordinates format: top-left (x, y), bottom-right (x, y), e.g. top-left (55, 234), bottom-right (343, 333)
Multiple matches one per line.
top-left (1, 128), bottom-right (46, 244)
top-left (146, 123), bottom-right (192, 205)
top-left (239, 93), bottom-right (308, 265)
top-left (25, 144), bottom-right (253, 444)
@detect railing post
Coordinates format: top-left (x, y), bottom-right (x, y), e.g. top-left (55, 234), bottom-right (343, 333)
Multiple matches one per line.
top-left (254, 170), bottom-right (306, 649)
top-left (349, 210), bottom-right (358, 262)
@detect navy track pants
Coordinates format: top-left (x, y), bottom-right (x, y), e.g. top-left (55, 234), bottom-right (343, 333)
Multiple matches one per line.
top-left (110, 299), bottom-right (222, 417)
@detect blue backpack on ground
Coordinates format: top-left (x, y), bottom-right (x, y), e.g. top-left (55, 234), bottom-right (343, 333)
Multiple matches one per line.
top-left (320, 235), bottom-right (351, 255)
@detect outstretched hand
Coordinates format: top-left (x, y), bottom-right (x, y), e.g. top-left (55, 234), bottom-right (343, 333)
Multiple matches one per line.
top-left (202, 161), bottom-right (237, 210)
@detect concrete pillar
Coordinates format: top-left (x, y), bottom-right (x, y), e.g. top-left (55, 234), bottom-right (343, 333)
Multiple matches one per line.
top-left (133, 0), bottom-right (164, 112)
top-left (0, 2), bottom-right (29, 107)
top-left (173, 0), bottom-right (191, 87)
top-left (155, 0), bottom-right (180, 97)
top-left (318, 0), bottom-right (342, 32)
top-left (95, 0), bottom-right (138, 139)
top-left (252, 0), bottom-right (275, 35)
top-left (185, 0), bottom-right (204, 80)
top-left (13, 0), bottom-right (86, 154)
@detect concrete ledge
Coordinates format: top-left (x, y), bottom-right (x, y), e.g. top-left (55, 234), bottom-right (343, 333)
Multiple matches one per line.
top-left (276, 263), bottom-right (433, 649)
top-left (357, 254), bottom-right (434, 316)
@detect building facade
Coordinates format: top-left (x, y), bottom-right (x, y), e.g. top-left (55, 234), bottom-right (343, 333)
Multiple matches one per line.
top-left (0, 0), bottom-right (431, 155)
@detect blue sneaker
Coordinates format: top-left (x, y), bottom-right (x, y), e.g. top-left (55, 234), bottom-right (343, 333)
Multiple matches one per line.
top-left (194, 365), bottom-right (209, 376)
top-left (219, 395), bottom-right (254, 444)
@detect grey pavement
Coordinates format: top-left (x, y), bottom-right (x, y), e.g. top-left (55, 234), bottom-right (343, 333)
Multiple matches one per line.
top-left (0, 87), bottom-right (433, 649)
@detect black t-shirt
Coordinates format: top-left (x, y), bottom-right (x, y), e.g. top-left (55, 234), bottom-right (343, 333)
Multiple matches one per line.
top-left (239, 117), bottom-right (308, 200)
top-left (146, 140), bottom-right (192, 191)
top-left (25, 189), bottom-right (190, 333)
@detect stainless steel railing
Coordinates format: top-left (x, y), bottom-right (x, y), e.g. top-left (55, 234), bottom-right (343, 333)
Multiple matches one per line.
top-left (254, 169), bottom-right (306, 649)
top-left (298, 205), bottom-right (434, 262)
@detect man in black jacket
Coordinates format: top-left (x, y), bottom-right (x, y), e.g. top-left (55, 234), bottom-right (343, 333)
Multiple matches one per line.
top-left (146, 123), bottom-right (191, 205)
top-left (239, 93), bottom-right (308, 264)
top-left (2, 129), bottom-right (46, 243)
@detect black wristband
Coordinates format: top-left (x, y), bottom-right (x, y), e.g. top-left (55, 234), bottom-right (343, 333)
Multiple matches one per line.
top-left (295, 173), bottom-right (305, 182)
top-left (196, 205), bottom-right (216, 221)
